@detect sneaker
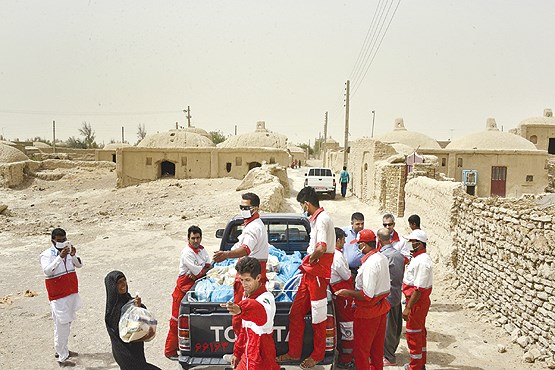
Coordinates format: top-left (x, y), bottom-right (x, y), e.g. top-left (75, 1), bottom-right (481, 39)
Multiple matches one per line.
top-left (384, 357), bottom-right (397, 366)
top-left (55, 351), bottom-right (78, 358)
top-left (58, 360), bottom-right (76, 368)
top-left (222, 354), bottom-right (233, 363)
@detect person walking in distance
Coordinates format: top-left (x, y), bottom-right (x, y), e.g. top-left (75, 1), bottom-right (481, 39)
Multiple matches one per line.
top-left (377, 228), bottom-right (405, 367)
top-left (402, 230), bottom-right (433, 370)
top-left (277, 186), bottom-right (335, 369)
top-left (39, 228), bottom-right (82, 367)
top-left (339, 166), bottom-right (350, 198)
top-left (165, 225), bottom-right (211, 360)
top-left (335, 229), bottom-right (391, 370)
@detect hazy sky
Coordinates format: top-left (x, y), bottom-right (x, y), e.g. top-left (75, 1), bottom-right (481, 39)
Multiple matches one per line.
top-left (1, 0), bottom-right (554, 145)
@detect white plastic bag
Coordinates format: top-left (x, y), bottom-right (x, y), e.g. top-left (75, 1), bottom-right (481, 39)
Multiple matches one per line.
top-left (118, 301), bottom-right (158, 343)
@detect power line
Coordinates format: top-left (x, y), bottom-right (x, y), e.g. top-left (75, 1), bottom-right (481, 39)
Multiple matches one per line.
top-left (351, 0), bottom-right (402, 97)
top-left (0, 109), bottom-right (181, 116)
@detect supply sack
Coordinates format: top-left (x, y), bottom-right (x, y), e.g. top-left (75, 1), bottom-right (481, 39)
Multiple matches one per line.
top-left (119, 301), bottom-right (157, 343)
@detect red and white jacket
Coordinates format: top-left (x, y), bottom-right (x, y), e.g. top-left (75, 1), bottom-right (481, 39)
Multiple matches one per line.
top-left (179, 243), bottom-right (211, 277)
top-left (40, 246), bottom-right (83, 301)
top-left (233, 286), bottom-right (280, 370)
top-left (354, 249), bottom-right (391, 319)
top-left (402, 249), bottom-right (433, 300)
top-left (238, 214), bottom-right (269, 280)
top-left (301, 208), bottom-right (335, 278)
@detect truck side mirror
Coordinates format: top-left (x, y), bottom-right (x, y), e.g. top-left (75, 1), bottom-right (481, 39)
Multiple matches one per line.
top-left (215, 229), bottom-right (224, 238)
top-left (304, 173), bottom-right (307, 176)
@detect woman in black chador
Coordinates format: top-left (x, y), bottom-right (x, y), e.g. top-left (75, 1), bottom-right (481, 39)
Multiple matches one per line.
top-left (104, 270), bottom-right (161, 370)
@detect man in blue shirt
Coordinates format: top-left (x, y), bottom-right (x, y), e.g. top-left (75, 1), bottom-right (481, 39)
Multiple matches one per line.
top-left (342, 212), bottom-right (365, 277)
top-left (339, 166), bottom-right (350, 198)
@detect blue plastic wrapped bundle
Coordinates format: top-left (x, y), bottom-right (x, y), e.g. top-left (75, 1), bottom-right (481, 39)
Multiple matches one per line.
top-left (268, 245), bottom-right (286, 261)
top-left (194, 278), bottom-right (216, 302)
top-left (213, 258), bottom-right (239, 267)
top-left (278, 251), bottom-right (302, 282)
top-left (211, 284), bottom-right (234, 302)
top-left (282, 274), bottom-right (302, 302)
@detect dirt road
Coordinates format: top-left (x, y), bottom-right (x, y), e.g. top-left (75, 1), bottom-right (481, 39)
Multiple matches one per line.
top-left (0, 164), bottom-right (536, 369)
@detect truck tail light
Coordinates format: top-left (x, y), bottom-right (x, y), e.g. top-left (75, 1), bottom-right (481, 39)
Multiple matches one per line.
top-left (178, 314), bottom-right (191, 351)
top-left (325, 314), bottom-right (336, 352)
top-left (304, 178), bottom-right (308, 187)
top-left (333, 178), bottom-right (336, 187)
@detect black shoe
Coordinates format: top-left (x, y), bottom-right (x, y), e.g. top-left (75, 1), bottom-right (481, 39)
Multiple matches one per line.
top-left (55, 351), bottom-right (78, 358)
top-left (165, 354), bottom-right (179, 361)
top-left (58, 360), bottom-right (76, 367)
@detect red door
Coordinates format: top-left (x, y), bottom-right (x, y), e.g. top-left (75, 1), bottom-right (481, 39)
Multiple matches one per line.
top-left (491, 166), bottom-right (507, 197)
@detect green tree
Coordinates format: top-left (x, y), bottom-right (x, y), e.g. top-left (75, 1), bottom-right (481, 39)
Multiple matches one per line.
top-left (78, 121), bottom-right (99, 148)
top-left (66, 136), bottom-right (87, 149)
top-left (297, 143), bottom-right (314, 155)
top-left (208, 130), bottom-right (227, 145)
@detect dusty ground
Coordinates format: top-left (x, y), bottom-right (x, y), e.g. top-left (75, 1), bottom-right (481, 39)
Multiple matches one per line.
top-left (0, 163), bottom-right (539, 370)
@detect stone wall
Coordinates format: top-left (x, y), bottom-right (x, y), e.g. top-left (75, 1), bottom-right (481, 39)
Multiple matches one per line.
top-left (404, 177), bottom-right (463, 266)
top-left (405, 177), bottom-right (555, 363)
top-left (547, 155), bottom-right (555, 193)
top-left (376, 162), bottom-right (406, 217)
top-left (0, 162), bottom-right (27, 188)
top-left (235, 164), bottom-right (287, 212)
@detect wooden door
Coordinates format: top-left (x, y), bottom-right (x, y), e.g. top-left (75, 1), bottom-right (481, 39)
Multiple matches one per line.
top-left (491, 166), bottom-right (507, 197)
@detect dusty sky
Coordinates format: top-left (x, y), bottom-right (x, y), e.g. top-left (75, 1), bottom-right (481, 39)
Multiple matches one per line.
top-left (1, 0), bottom-right (554, 145)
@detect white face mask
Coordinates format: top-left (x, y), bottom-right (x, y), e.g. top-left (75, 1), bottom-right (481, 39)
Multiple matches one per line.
top-left (241, 209), bottom-right (253, 219)
top-left (55, 241), bottom-right (70, 250)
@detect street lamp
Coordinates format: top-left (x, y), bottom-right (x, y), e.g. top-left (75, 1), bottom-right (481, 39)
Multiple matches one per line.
top-left (371, 110), bottom-right (376, 138)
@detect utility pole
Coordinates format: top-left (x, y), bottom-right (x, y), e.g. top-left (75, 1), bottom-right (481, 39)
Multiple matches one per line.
top-left (175, 122), bottom-right (178, 129)
top-left (371, 110), bottom-right (376, 138)
top-left (52, 120), bottom-right (56, 153)
top-left (343, 80), bottom-right (350, 166)
top-left (234, 125), bottom-right (237, 135)
top-left (183, 106), bottom-right (192, 128)
top-left (323, 111), bottom-right (328, 166)
top-left (121, 126), bottom-right (125, 143)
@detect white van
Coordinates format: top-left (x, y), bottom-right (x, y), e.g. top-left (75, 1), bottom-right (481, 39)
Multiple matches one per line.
top-left (304, 167), bottom-right (336, 199)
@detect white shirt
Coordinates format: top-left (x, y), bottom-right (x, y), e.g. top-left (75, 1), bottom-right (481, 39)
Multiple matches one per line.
top-left (179, 245), bottom-right (211, 276)
top-left (355, 251), bottom-right (390, 299)
top-left (331, 249), bottom-right (351, 284)
top-left (307, 209), bottom-right (335, 255)
top-left (239, 217), bottom-right (269, 260)
top-left (403, 252), bottom-right (433, 289)
top-left (392, 235), bottom-right (411, 260)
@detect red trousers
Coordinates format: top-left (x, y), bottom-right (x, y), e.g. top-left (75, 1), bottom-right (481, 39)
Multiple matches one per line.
top-left (405, 296), bottom-right (430, 370)
top-left (165, 275), bottom-right (195, 356)
top-left (287, 273), bottom-right (329, 362)
top-left (354, 314), bottom-right (387, 370)
top-left (331, 279), bottom-right (354, 364)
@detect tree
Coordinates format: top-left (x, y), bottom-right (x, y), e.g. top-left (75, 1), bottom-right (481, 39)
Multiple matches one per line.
top-left (298, 143), bottom-right (314, 156)
top-left (78, 121), bottom-right (99, 148)
top-left (66, 136), bottom-right (87, 149)
top-left (137, 123), bottom-right (147, 143)
top-left (208, 130), bottom-right (227, 145)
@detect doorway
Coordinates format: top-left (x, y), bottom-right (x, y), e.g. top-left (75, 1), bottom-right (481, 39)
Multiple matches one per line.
top-left (491, 166), bottom-right (507, 197)
top-left (160, 161), bottom-right (176, 177)
top-left (248, 162), bottom-right (262, 170)
top-left (548, 138), bottom-right (555, 154)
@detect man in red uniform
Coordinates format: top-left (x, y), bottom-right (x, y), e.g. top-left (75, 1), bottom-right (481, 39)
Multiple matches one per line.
top-left (335, 229), bottom-right (391, 370)
top-left (330, 227), bottom-right (355, 368)
top-left (402, 230), bottom-right (433, 370)
top-left (213, 192), bottom-right (269, 337)
top-left (277, 186), bottom-right (335, 369)
top-left (165, 225), bottom-right (212, 360)
top-left (221, 257), bottom-right (280, 370)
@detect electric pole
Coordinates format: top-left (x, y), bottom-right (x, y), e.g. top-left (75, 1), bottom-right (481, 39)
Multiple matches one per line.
top-left (323, 111), bottom-right (328, 167)
top-left (234, 125), bottom-right (237, 135)
top-left (176, 122), bottom-right (178, 129)
top-left (371, 110), bottom-right (376, 138)
top-left (183, 106), bottom-right (192, 128)
top-left (343, 80), bottom-right (350, 166)
top-left (121, 126), bottom-right (125, 143)
top-left (52, 120), bottom-right (56, 153)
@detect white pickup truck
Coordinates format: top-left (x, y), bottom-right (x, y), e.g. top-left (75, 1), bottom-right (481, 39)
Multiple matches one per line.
top-left (304, 167), bottom-right (336, 199)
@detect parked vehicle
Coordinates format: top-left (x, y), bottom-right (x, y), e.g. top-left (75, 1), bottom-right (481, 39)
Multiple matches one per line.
top-left (177, 213), bottom-right (336, 369)
top-left (304, 167), bottom-right (336, 199)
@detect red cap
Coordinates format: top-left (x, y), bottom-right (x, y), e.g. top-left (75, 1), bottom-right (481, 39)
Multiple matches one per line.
top-left (350, 229), bottom-right (376, 244)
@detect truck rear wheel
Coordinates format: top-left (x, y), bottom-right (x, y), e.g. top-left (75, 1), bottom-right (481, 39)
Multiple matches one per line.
top-left (329, 191), bottom-right (336, 199)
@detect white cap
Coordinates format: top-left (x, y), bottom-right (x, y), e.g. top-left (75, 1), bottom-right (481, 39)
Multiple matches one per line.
top-left (404, 229), bottom-right (428, 243)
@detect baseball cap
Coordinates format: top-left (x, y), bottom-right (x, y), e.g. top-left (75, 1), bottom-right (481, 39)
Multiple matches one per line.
top-left (350, 229), bottom-right (376, 244)
top-left (404, 229), bottom-right (428, 243)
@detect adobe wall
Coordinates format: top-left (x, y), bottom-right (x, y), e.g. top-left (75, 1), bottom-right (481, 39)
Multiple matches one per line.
top-left (547, 156), bottom-right (555, 192)
top-left (405, 177), bottom-right (555, 361)
top-left (452, 194), bottom-right (555, 361)
top-left (0, 162), bottom-right (27, 188)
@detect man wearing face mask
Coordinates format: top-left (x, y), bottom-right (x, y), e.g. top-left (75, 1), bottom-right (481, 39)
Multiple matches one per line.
top-left (402, 230), bottom-right (433, 370)
top-left (213, 192), bottom-right (269, 337)
top-left (39, 228), bottom-right (83, 367)
top-left (277, 186), bottom-right (335, 369)
top-left (335, 229), bottom-right (390, 370)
